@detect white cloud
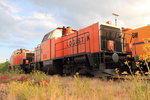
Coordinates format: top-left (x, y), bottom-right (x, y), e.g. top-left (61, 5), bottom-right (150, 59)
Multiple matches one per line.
top-left (0, 0), bottom-right (19, 13)
top-left (21, 0), bottom-right (150, 29)
top-left (0, 1), bottom-right (62, 48)
top-left (28, 12), bottom-right (55, 20)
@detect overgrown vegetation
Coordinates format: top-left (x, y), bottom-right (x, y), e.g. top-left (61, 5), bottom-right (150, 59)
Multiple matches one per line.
top-left (0, 72), bottom-right (149, 100)
top-left (0, 61), bottom-right (24, 77)
top-left (0, 61), bottom-right (10, 73)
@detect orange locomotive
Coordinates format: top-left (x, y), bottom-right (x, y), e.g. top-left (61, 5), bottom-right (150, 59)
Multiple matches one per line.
top-left (10, 49), bottom-right (34, 72)
top-left (122, 25), bottom-right (150, 72)
top-left (10, 22), bottom-right (132, 77)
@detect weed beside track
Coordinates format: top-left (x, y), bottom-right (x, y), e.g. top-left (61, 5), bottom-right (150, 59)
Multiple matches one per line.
top-left (0, 72), bottom-right (149, 100)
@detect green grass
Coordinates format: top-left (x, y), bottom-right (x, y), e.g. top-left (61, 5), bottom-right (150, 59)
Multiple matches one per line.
top-left (0, 61), bottom-right (10, 74)
top-left (0, 61), bottom-right (25, 78)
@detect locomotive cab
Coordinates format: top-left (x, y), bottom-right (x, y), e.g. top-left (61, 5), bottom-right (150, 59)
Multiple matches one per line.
top-left (91, 23), bottom-right (132, 77)
top-left (100, 24), bottom-right (122, 52)
top-left (34, 27), bottom-right (77, 74)
top-left (42, 27), bottom-right (76, 42)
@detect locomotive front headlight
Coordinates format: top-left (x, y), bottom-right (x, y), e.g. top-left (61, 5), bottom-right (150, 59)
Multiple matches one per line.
top-left (112, 53), bottom-right (119, 63)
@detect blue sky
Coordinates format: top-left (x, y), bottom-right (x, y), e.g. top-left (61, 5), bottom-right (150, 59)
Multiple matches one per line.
top-left (0, 0), bottom-right (150, 62)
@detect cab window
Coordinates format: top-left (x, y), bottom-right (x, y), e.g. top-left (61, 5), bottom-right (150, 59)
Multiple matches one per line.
top-left (42, 29), bottom-right (63, 42)
top-left (50, 29), bottom-right (63, 39)
top-left (42, 33), bottom-right (50, 42)
top-left (14, 51), bottom-right (21, 55)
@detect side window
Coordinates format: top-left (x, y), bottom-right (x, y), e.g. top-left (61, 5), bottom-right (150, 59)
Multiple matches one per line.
top-left (106, 32), bottom-right (109, 39)
top-left (111, 32), bottom-right (117, 40)
top-left (116, 32), bottom-right (121, 40)
top-left (132, 32), bottom-right (138, 38)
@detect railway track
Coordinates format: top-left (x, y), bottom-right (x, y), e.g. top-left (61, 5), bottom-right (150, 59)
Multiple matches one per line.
top-left (109, 75), bottom-right (150, 82)
top-left (61, 73), bottom-right (150, 82)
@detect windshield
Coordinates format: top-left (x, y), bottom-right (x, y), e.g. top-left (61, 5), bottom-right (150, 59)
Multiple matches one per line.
top-left (42, 33), bottom-right (50, 42)
top-left (42, 29), bottom-right (63, 42)
top-left (100, 25), bottom-right (122, 52)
